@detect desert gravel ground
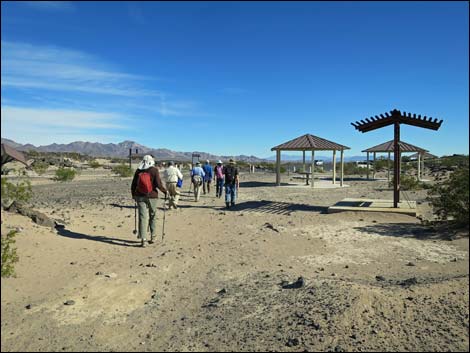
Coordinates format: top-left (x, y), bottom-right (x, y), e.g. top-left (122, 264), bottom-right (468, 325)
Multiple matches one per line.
top-left (1, 170), bottom-right (468, 352)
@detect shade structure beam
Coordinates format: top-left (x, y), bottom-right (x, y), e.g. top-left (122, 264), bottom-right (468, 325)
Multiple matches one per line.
top-left (352, 109), bottom-right (443, 208)
top-left (351, 109), bottom-right (443, 133)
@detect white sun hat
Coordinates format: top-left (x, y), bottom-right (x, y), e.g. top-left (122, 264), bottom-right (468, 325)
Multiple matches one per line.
top-left (138, 155), bottom-right (155, 170)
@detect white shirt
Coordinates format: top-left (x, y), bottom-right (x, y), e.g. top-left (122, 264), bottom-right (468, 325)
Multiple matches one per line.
top-left (165, 165), bottom-right (183, 183)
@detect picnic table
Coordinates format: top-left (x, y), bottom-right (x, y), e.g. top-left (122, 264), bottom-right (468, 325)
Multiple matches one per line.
top-left (297, 172), bottom-right (312, 185)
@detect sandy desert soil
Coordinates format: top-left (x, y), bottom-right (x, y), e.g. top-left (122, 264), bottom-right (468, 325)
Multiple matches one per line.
top-left (1, 170), bottom-right (469, 352)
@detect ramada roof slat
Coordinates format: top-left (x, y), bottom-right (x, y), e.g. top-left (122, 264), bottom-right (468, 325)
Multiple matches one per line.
top-left (271, 134), bottom-right (350, 151)
top-left (351, 109), bottom-right (443, 133)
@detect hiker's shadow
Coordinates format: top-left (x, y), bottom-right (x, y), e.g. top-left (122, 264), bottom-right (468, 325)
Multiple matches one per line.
top-left (109, 203), bottom-right (136, 210)
top-left (56, 226), bottom-right (141, 247)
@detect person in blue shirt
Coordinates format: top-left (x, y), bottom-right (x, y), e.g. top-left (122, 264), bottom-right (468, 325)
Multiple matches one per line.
top-left (190, 162), bottom-right (205, 202)
top-left (202, 160), bottom-right (213, 195)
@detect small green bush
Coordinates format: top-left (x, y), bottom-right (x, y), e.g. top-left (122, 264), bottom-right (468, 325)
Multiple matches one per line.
top-left (1, 177), bottom-right (33, 204)
top-left (54, 167), bottom-right (76, 182)
top-left (1, 230), bottom-right (19, 278)
top-left (32, 161), bottom-right (49, 175)
top-left (389, 175), bottom-right (421, 190)
top-left (343, 163), bottom-right (366, 176)
top-left (88, 160), bottom-right (101, 169)
top-left (427, 167), bottom-right (469, 227)
top-left (112, 164), bottom-right (133, 177)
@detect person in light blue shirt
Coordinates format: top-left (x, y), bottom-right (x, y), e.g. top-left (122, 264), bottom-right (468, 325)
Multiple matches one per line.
top-left (202, 160), bottom-right (213, 195)
top-left (190, 162), bottom-right (205, 201)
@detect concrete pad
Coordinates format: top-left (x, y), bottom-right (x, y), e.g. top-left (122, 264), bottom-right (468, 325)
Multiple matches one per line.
top-left (282, 180), bottom-right (350, 189)
top-left (328, 198), bottom-right (417, 216)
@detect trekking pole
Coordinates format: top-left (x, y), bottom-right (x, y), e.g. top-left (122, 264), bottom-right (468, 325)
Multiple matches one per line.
top-left (133, 200), bottom-right (138, 236)
top-left (162, 194), bottom-right (167, 242)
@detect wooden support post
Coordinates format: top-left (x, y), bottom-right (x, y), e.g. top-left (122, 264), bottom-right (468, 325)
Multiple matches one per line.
top-left (276, 150), bottom-right (281, 186)
top-left (340, 149), bottom-right (344, 187)
top-left (422, 157), bottom-right (425, 178)
top-left (332, 150), bottom-right (337, 184)
top-left (302, 151), bottom-right (306, 172)
top-left (311, 150), bottom-right (315, 188)
top-left (417, 153), bottom-right (421, 181)
top-left (366, 152), bottom-right (370, 180)
top-left (373, 152), bottom-right (376, 179)
top-left (387, 152), bottom-right (391, 183)
top-left (393, 122), bottom-right (400, 208)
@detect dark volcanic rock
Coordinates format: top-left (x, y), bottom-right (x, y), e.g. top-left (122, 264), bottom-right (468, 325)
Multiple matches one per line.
top-left (281, 277), bottom-right (305, 289)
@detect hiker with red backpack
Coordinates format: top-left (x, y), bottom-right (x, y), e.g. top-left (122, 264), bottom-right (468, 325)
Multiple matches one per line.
top-left (131, 155), bottom-right (167, 247)
top-left (223, 159), bottom-right (239, 209)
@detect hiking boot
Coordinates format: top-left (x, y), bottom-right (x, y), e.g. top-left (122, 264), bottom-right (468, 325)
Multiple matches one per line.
top-left (231, 202), bottom-right (236, 207)
top-left (141, 239), bottom-right (146, 248)
top-left (148, 239), bottom-right (155, 245)
top-left (225, 202), bottom-right (230, 209)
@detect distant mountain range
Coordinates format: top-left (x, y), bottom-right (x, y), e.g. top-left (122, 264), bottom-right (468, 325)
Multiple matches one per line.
top-left (2, 138), bottom-right (368, 163)
top-left (1, 138), bottom-right (268, 163)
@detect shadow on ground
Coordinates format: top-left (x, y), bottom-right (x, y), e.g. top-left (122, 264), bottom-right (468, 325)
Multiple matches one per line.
top-left (56, 226), bottom-right (141, 247)
top-left (109, 203), bottom-right (136, 209)
top-left (238, 181), bottom-right (292, 188)
top-left (231, 200), bottom-right (328, 215)
top-left (353, 223), bottom-right (455, 240)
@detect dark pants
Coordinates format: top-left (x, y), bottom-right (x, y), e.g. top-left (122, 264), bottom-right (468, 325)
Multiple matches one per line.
top-left (216, 178), bottom-right (224, 197)
top-left (203, 178), bottom-right (211, 194)
top-left (225, 184), bottom-right (237, 204)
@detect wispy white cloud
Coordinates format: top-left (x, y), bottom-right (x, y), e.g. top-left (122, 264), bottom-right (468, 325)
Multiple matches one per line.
top-left (1, 106), bottom-right (134, 145)
top-left (1, 106), bottom-right (128, 130)
top-left (1, 41), bottom-right (161, 97)
top-left (1, 40), bottom-right (211, 145)
top-left (21, 1), bottom-right (75, 12)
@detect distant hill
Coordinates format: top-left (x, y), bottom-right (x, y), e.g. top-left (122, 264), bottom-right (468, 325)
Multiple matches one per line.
top-left (1, 138), bottom-right (268, 163)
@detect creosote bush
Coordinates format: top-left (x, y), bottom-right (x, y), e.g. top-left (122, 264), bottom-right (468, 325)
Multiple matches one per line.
top-left (54, 167), bottom-right (77, 182)
top-left (32, 161), bottom-right (49, 175)
top-left (1, 177), bottom-right (33, 205)
top-left (112, 164), bottom-right (133, 177)
top-left (389, 175), bottom-right (422, 190)
top-left (88, 160), bottom-right (101, 169)
top-left (1, 230), bottom-right (19, 278)
top-left (427, 167), bottom-right (469, 228)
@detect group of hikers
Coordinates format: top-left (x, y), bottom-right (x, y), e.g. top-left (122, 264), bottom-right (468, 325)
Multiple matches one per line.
top-left (131, 155), bottom-right (239, 247)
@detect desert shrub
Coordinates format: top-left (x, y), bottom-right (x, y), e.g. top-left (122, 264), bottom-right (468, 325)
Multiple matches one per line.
top-left (88, 160), bottom-right (101, 169)
top-left (112, 164), bottom-right (133, 177)
top-left (439, 155), bottom-right (469, 169)
top-left (54, 167), bottom-right (76, 182)
top-left (343, 163), bottom-right (366, 176)
top-left (373, 158), bottom-right (389, 171)
top-left (1, 230), bottom-right (19, 278)
top-left (389, 175), bottom-right (421, 190)
top-left (1, 177), bottom-right (33, 204)
top-left (427, 167), bottom-right (469, 227)
top-left (32, 161), bottom-right (49, 175)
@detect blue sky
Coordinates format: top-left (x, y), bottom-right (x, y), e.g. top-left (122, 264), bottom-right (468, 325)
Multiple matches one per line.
top-left (1, 1), bottom-right (468, 158)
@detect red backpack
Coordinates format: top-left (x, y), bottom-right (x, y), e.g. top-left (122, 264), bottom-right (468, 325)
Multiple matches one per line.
top-left (136, 171), bottom-right (153, 195)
